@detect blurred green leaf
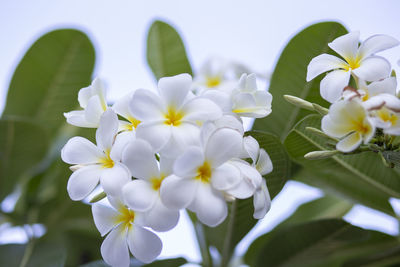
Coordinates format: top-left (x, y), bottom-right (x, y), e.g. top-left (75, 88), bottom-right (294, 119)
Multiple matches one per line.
top-left (251, 219), bottom-right (399, 267)
top-left (2, 29), bottom-right (95, 140)
top-left (0, 118), bottom-right (49, 202)
top-left (245, 195), bottom-right (352, 266)
top-left (0, 241), bottom-right (66, 267)
top-left (253, 22), bottom-right (348, 141)
top-left (285, 115), bottom-right (399, 215)
top-left (204, 131), bottom-right (289, 264)
top-left (343, 244), bottom-right (400, 266)
top-left (147, 20), bottom-right (193, 80)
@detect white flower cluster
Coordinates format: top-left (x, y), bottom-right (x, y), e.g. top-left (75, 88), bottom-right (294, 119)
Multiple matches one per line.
top-left (61, 72), bottom-right (273, 266)
top-left (307, 31), bottom-right (400, 152)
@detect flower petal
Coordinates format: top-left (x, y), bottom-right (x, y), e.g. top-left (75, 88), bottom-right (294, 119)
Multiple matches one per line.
top-left (61, 137), bottom-right (103, 165)
top-left (113, 91), bottom-right (135, 119)
top-left (158, 73), bottom-right (192, 109)
top-left (306, 54), bottom-right (347, 81)
top-left (101, 225), bottom-right (130, 267)
top-left (188, 183), bottom-right (227, 227)
top-left (160, 175), bottom-right (197, 209)
top-left (328, 31), bottom-right (360, 62)
top-left (336, 132), bottom-right (362, 152)
top-left (122, 180), bottom-right (157, 212)
top-left (253, 179), bottom-right (271, 219)
top-left (242, 135), bottom-right (260, 161)
top-left (67, 165), bottom-right (101, 200)
top-left (127, 226), bottom-right (162, 264)
top-left (110, 131), bottom-right (133, 162)
top-left (100, 163), bottom-right (131, 196)
top-left (256, 149), bottom-right (273, 175)
top-left (320, 70), bottom-right (350, 103)
top-left (181, 97), bottom-right (222, 122)
top-left (64, 110), bottom-right (97, 128)
top-left (96, 109), bottom-right (119, 152)
top-left (211, 163), bottom-right (241, 191)
top-left (358, 34), bottom-right (399, 59)
top-left (144, 198), bottom-right (180, 232)
top-left (367, 77), bottom-right (397, 96)
top-left (352, 56), bottom-right (391, 82)
top-left (130, 89), bottom-right (165, 122)
top-left (84, 95), bottom-right (105, 124)
top-left (205, 128), bottom-right (243, 167)
top-left (92, 203), bottom-right (120, 236)
top-left (122, 139), bottom-right (159, 180)
top-left (136, 122), bottom-right (171, 152)
top-left (174, 146), bottom-right (204, 178)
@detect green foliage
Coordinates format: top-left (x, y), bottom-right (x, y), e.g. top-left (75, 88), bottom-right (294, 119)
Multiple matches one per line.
top-left (247, 219), bottom-right (399, 267)
top-left (203, 131), bottom-right (290, 264)
top-left (0, 118), bottom-right (49, 202)
top-left (0, 241), bottom-right (66, 267)
top-left (285, 115), bottom-right (399, 216)
top-left (2, 29), bottom-right (95, 140)
top-left (252, 22), bottom-right (347, 140)
top-left (245, 195), bottom-right (352, 266)
top-left (147, 20), bottom-right (193, 80)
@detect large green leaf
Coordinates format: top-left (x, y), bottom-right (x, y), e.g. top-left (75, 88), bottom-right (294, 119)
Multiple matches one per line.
top-left (203, 131), bottom-right (290, 264)
top-left (252, 22), bottom-right (348, 141)
top-left (2, 29), bottom-right (95, 139)
top-left (0, 241), bottom-right (66, 267)
top-left (245, 195), bottom-right (352, 266)
top-left (0, 118), bottom-right (49, 201)
top-left (252, 219), bottom-right (399, 267)
top-left (285, 115), bottom-right (400, 216)
top-left (146, 20), bottom-right (193, 80)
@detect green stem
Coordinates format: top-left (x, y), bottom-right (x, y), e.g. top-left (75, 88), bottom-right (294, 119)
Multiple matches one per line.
top-left (19, 226), bottom-right (35, 267)
top-left (220, 200), bottom-right (237, 267)
top-left (188, 211), bottom-right (212, 267)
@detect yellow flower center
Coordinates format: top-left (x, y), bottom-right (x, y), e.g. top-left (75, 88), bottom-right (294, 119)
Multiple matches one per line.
top-left (125, 116), bottom-right (141, 131)
top-left (343, 57), bottom-right (361, 71)
top-left (116, 207), bottom-right (135, 228)
top-left (196, 161), bottom-right (212, 183)
top-left (164, 107), bottom-right (184, 126)
top-left (206, 76), bottom-right (221, 88)
top-left (150, 174), bottom-right (166, 191)
top-left (377, 108), bottom-right (398, 125)
top-left (99, 150), bottom-right (114, 168)
top-left (353, 120), bottom-right (371, 134)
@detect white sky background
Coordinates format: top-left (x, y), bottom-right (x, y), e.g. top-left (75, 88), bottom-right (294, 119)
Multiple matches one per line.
top-left (1, 0), bottom-right (400, 264)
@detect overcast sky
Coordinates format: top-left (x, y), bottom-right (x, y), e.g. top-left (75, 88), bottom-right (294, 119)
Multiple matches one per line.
top-left (1, 0), bottom-right (400, 263)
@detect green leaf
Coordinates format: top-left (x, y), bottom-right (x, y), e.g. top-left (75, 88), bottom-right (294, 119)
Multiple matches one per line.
top-left (252, 219), bottom-right (399, 267)
top-left (245, 195), bottom-right (352, 266)
top-left (0, 241), bottom-right (66, 267)
top-left (203, 131), bottom-right (290, 264)
top-left (147, 20), bottom-right (193, 80)
top-left (2, 29), bottom-right (95, 140)
top-left (252, 22), bottom-right (348, 141)
top-left (343, 244), bottom-right (400, 266)
top-left (285, 115), bottom-right (400, 215)
top-left (0, 118), bottom-right (49, 202)
top-left (80, 257), bottom-right (188, 267)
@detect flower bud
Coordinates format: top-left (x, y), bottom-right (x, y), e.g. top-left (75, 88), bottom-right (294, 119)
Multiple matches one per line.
top-left (304, 150), bottom-right (339, 160)
top-left (283, 95), bottom-right (314, 111)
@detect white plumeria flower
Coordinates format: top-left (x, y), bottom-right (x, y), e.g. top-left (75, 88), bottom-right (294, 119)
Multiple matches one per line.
top-left (343, 77), bottom-right (397, 102)
top-left (231, 73), bottom-right (272, 118)
top-left (193, 57), bottom-right (245, 94)
top-left (113, 91), bottom-right (141, 133)
top-left (364, 94), bottom-right (400, 135)
top-left (322, 99), bottom-right (375, 152)
top-left (129, 74), bottom-right (222, 156)
top-left (121, 139), bottom-right (179, 232)
top-left (61, 109), bottom-right (131, 200)
top-left (92, 196), bottom-right (162, 266)
top-left (241, 136), bottom-right (272, 219)
top-left (307, 31), bottom-right (399, 103)
top-left (64, 78), bottom-right (109, 128)
top-left (160, 127), bottom-right (243, 227)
